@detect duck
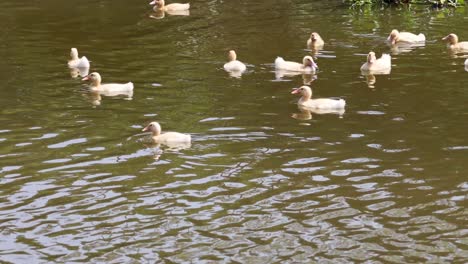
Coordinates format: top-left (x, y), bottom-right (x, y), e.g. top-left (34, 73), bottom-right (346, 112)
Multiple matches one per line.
top-left (142, 121), bottom-right (191, 144)
top-left (307, 32), bottom-right (325, 49)
top-left (275, 56), bottom-right (318, 73)
top-left (223, 50), bottom-right (247, 73)
top-left (68, 48), bottom-right (90, 68)
top-left (81, 72), bottom-right (134, 94)
top-left (149, 0), bottom-right (190, 11)
top-left (360, 52), bottom-right (391, 74)
top-left (291, 86), bottom-right (345, 110)
top-left (442, 33), bottom-right (468, 51)
top-left (387, 29), bottom-right (425, 45)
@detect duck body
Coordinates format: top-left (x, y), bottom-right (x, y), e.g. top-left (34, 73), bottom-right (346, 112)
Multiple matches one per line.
top-left (291, 86), bottom-right (345, 110)
top-left (68, 48), bottom-right (90, 68)
top-left (360, 52), bottom-right (391, 74)
top-left (82, 72), bottom-right (134, 94)
top-left (387, 30), bottom-right (425, 45)
top-left (223, 50), bottom-right (247, 72)
top-left (442, 33), bottom-right (468, 52)
top-left (142, 122), bottom-right (191, 144)
top-left (307, 32), bottom-right (325, 49)
top-left (275, 56), bottom-right (317, 73)
top-left (150, 0), bottom-right (190, 11)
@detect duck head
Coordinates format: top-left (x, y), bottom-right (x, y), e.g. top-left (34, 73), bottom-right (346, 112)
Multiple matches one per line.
top-left (291, 85), bottom-right (313, 100)
top-left (149, 0), bottom-right (164, 7)
top-left (367, 52), bottom-right (377, 64)
top-left (82, 72), bottom-right (102, 86)
top-left (228, 50), bottom-right (237, 61)
top-left (302, 56), bottom-right (318, 69)
top-left (142, 122), bottom-right (162, 136)
top-left (70, 48), bottom-right (79, 60)
top-left (442, 33), bottom-right (458, 45)
top-left (388, 29), bottom-right (399, 45)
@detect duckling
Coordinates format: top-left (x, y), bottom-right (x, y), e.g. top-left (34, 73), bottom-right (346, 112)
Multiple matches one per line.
top-left (149, 0), bottom-right (190, 11)
top-left (275, 56), bottom-right (318, 73)
top-left (291, 86), bottom-right (345, 110)
top-left (68, 48), bottom-right (90, 68)
top-left (360, 51), bottom-right (391, 74)
top-left (142, 121), bottom-right (191, 144)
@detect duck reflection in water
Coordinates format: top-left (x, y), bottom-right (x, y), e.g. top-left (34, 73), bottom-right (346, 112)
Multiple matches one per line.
top-left (83, 90), bottom-right (133, 106)
top-left (292, 104), bottom-right (345, 120)
top-left (274, 70), bottom-right (318, 86)
top-left (388, 41), bottom-right (425, 55)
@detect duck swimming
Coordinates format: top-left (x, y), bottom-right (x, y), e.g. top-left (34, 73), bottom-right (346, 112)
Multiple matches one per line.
top-left (68, 48), bottom-right (90, 68)
top-left (275, 56), bottom-right (318, 73)
top-left (223, 50), bottom-right (247, 73)
top-left (442, 33), bottom-right (468, 52)
top-left (291, 86), bottom-right (345, 110)
top-left (307, 32), bottom-right (325, 49)
top-left (82, 72), bottom-right (134, 95)
top-left (142, 121), bottom-right (191, 144)
top-left (360, 51), bottom-right (391, 74)
top-left (387, 29), bottom-right (425, 45)
top-left (149, 0), bottom-right (190, 11)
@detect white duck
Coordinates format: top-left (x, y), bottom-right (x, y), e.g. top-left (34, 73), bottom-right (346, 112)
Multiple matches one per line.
top-left (442, 33), bottom-right (468, 52)
top-left (82, 72), bottom-right (134, 95)
top-left (68, 48), bottom-right (90, 68)
top-left (360, 52), bottom-right (391, 74)
top-left (307, 32), bottom-right (325, 49)
top-left (275, 56), bottom-right (318, 73)
top-left (291, 86), bottom-right (345, 110)
top-left (142, 122), bottom-right (191, 144)
top-left (149, 0), bottom-right (190, 11)
top-left (387, 29), bottom-right (425, 45)
top-left (223, 50), bottom-right (247, 73)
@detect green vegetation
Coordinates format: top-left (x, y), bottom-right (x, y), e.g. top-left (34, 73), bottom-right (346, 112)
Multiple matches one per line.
top-left (345, 0), bottom-right (465, 7)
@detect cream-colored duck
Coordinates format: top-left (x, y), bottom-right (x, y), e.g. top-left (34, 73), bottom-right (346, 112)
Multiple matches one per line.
top-left (223, 50), bottom-right (247, 73)
top-left (291, 86), bottom-right (345, 110)
top-left (307, 32), bottom-right (325, 49)
top-left (360, 52), bottom-right (391, 74)
top-left (149, 0), bottom-right (190, 11)
top-left (82, 72), bottom-right (134, 94)
top-left (68, 48), bottom-right (90, 68)
top-left (142, 122), bottom-right (191, 144)
top-left (387, 29), bottom-right (425, 45)
top-left (442, 33), bottom-right (468, 52)
top-left (275, 56), bottom-right (318, 73)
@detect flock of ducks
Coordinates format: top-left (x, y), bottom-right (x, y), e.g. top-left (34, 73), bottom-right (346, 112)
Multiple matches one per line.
top-left (66, 1), bottom-right (468, 148)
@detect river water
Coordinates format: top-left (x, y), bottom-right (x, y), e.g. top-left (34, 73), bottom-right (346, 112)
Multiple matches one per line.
top-left (0, 0), bottom-right (467, 263)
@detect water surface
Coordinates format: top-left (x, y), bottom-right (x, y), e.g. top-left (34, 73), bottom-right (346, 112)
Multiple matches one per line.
top-left (0, 0), bottom-right (467, 263)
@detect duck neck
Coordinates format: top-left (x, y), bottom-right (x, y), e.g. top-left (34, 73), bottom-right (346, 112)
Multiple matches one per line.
top-left (299, 93), bottom-right (311, 103)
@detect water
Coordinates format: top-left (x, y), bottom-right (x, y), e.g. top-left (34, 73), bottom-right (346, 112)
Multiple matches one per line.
top-left (0, 0), bottom-right (467, 263)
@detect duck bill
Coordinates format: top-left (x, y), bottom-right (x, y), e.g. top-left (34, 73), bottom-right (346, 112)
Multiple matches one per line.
top-left (142, 125), bottom-right (150, 132)
top-left (442, 35), bottom-right (448, 41)
top-left (313, 62), bottom-right (318, 69)
top-left (81, 75), bottom-right (90, 81)
top-left (149, 0), bottom-right (156, 5)
top-left (291, 88), bottom-right (300, 94)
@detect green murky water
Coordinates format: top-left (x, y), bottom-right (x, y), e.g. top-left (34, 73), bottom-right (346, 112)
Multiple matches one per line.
top-left (0, 0), bottom-right (467, 263)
